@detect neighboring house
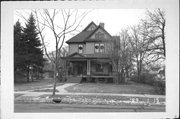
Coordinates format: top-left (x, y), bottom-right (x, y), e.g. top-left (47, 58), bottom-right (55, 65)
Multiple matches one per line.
top-left (63, 21), bottom-right (116, 83)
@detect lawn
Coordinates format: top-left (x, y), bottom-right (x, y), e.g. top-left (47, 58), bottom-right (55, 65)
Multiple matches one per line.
top-left (65, 81), bottom-right (158, 95)
top-left (14, 78), bottom-right (64, 91)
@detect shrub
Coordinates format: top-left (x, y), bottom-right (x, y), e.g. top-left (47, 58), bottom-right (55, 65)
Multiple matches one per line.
top-left (130, 73), bottom-right (165, 95)
top-left (130, 73), bottom-right (156, 85)
top-left (141, 73), bottom-right (156, 85)
top-left (153, 80), bottom-right (165, 95)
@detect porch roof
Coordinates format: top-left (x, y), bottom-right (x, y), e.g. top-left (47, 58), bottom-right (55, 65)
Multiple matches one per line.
top-left (62, 52), bottom-right (110, 60)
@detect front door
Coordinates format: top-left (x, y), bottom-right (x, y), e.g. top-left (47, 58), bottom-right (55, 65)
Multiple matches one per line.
top-left (73, 61), bottom-right (86, 76)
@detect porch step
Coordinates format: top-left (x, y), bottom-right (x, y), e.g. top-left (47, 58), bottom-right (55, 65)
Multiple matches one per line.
top-left (66, 76), bottom-right (82, 83)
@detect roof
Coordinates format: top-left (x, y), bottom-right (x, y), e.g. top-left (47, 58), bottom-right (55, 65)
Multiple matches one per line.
top-left (82, 21), bottom-right (97, 31)
top-left (66, 21), bottom-right (113, 44)
top-left (62, 52), bottom-right (110, 59)
top-left (84, 53), bottom-right (109, 58)
top-left (66, 30), bottom-right (94, 44)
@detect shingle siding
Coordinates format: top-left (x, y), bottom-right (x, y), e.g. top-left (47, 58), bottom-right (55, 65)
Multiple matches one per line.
top-left (90, 28), bottom-right (111, 39)
top-left (85, 43), bottom-right (94, 54)
top-left (69, 44), bottom-right (78, 55)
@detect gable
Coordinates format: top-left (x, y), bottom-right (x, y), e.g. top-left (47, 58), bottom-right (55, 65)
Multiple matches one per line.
top-left (86, 24), bottom-right (96, 31)
top-left (89, 27), bottom-right (111, 39)
top-left (68, 52), bottom-right (84, 58)
top-left (66, 21), bottom-right (113, 44)
top-left (66, 21), bottom-right (97, 44)
top-left (83, 21), bottom-right (97, 31)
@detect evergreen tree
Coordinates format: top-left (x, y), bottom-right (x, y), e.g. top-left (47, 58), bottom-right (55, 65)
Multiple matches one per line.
top-left (14, 20), bottom-right (26, 72)
top-left (23, 13), bottom-right (45, 82)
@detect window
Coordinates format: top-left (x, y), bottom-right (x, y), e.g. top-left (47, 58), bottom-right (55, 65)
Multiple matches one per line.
top-left (90, 26), bottom-right (95, 31)
top-left (95, 43), bottom-right (99, 53)
top-left (78, 44), bottom-right (83, 54)
top-left (95, 43), bottom-right (105, 53)
top-left (99, 43), bottom-right (105, 53)
top-left (96, 63), bottom-right (103, 72)
top-left (95, 32), bottom-right (104, 39)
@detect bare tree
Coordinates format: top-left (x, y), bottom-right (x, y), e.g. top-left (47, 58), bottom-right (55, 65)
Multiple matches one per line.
top-left (129, 25), bottom-right (150, 82)
top-left (33, 9), bottom-right (90, 95)
top-left (143, 9), bottom-right (166, 57)
top-left (108, 29), bottom-right (133, 84)
top-left (108, 36), bottom-right (120, 84)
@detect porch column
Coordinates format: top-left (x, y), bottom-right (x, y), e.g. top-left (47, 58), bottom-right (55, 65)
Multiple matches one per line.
top-left (87, 59), bottom-right (91, 75)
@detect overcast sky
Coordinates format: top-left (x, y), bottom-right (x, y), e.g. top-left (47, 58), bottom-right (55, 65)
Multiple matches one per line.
top-left (14, 9), bottom-right (147, 52)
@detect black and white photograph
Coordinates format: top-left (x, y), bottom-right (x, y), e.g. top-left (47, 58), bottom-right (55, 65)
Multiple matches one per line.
top-left (1, 0), bottom-right (179, 119)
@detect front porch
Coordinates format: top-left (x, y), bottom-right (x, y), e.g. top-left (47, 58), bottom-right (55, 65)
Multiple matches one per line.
top-left (63, 57), bottom-right (115, 83)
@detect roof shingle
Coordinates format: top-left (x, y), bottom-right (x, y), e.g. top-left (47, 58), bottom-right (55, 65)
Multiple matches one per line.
top-left (66, 30), bottom-right (94, 44)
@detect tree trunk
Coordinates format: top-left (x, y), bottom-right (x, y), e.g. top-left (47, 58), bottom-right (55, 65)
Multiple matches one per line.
top-left (31, 71), bottom-right (33, 82)
top-left (137, 60), bottom-right (140, 82)
top-left (116, 62), bottom-right (120, 84)
top-left (52, 67), bottom-right (57, 96)
top-left (52, 42), bottom-right (59, 96)
top-left (162, 25), bottom-right (165, 57)
top-left (27, 70), bottom-right (29, 82)
top-left (120, 68), bottom-right (125, 83)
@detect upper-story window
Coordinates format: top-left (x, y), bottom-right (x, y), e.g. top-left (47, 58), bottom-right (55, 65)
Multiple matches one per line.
top-left (95, 43), bottom-right (99, 53)
top-left (95, 32), bottom-right (104, 39)
top-left (78, 44), bottom-right (83, 54)
top-left (95, 43), bottom-right (105, 53)
top-left (99, 43), bottom-right (105, 53)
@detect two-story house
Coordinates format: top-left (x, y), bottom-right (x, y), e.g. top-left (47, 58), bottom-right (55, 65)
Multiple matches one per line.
top-left (63, 21), bottom-right (116, 83)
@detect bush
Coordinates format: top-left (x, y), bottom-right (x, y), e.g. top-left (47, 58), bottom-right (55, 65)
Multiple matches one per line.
top-left (130, 73), bottom-right (165, 95)
top-left (153, 80), bottom-right (165, 95)
top-left (130, 73), bottom-right (156, 85)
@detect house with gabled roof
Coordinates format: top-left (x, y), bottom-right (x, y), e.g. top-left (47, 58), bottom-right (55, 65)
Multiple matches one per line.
top-left (63, 21), bottom-right (117, 83)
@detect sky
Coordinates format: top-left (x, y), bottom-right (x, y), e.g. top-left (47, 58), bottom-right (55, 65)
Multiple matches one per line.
top-left (14, 9), bottom-right (146, 52)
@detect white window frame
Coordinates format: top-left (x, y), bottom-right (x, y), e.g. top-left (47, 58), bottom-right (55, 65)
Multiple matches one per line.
top-left (94, 43), bottom-right (99, 53)
top-left (78, 44), bottom-right (83, 54)
top-left (99, 43), bottom-right (105, 53)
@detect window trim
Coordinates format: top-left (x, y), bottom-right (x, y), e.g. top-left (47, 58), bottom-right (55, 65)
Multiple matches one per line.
top-left (94, 43), bottom-right (99, 53)
top-left (78, 44), bottom-right (83, 54)
top-left (99, 43), bottom-right (105, 53)
top-left (94, 43), bottom-right (105, 53)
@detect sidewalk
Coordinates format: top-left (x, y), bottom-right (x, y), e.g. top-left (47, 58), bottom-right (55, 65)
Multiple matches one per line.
top-left (14, 83), bottom-right (166, 106)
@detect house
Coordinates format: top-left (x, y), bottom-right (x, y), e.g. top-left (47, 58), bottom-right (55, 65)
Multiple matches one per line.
top-left (63, 21), bottom-right (117, 83)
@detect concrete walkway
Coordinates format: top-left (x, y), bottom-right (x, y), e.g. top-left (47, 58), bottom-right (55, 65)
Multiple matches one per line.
top-left (55, 83), bottom-right (77, 93)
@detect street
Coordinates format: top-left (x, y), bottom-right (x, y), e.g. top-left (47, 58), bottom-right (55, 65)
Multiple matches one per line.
top-left (14, 103), bottom-right (165, 112)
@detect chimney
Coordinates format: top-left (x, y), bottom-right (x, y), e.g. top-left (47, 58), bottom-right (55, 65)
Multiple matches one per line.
top-left (99, 22), bottom-right (104, 28)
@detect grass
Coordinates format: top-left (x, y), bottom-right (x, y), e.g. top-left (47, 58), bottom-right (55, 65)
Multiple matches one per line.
top-left (14, 78), bottom-right (64, 91)
top-left (65, 81), bottom-right (158, 95)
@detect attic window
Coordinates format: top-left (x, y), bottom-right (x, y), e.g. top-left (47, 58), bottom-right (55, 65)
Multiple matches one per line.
top-left (78, 44), bottom-right (83, 54)
top-left (95, 32), bottom-right (104, 39)
top-left (90, 26), bottom-right (95, 31)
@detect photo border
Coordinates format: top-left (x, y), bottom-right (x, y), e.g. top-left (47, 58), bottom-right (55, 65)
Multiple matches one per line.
top-left (1, 0), bottom-right (179, 119)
